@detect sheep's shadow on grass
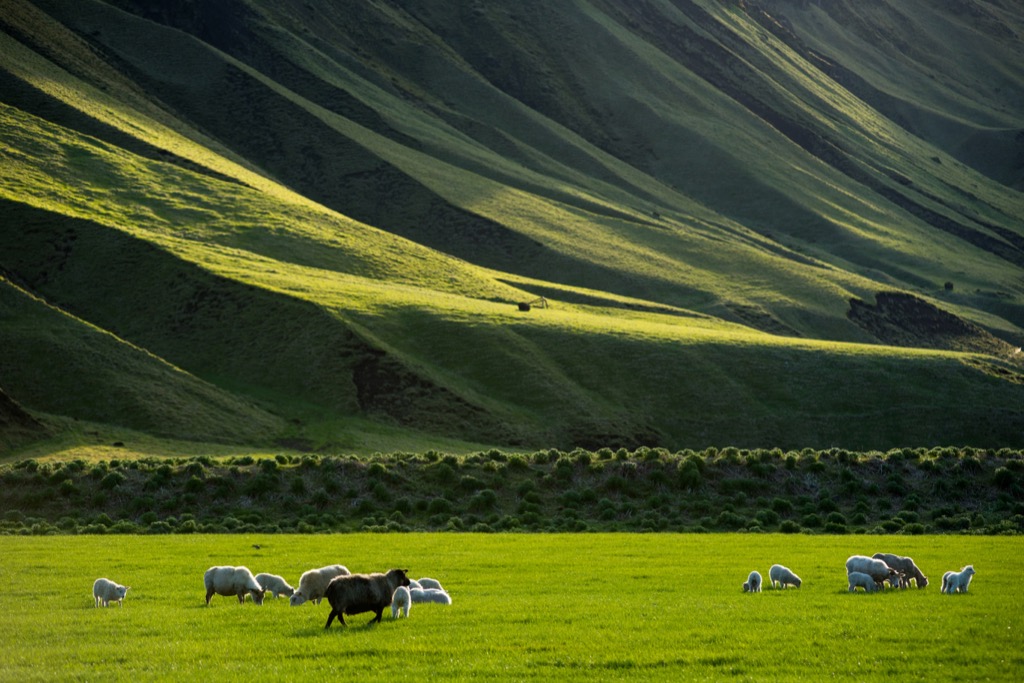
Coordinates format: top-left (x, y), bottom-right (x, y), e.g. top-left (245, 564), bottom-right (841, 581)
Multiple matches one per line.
top-left (298, 614), bottom-right (402, 636)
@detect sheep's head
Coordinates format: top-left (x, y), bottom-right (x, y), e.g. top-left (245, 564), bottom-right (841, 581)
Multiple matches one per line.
top-left (387, 568), bottom-right (411, 588)
top-left (289, 592), bottom-right (308, 607)
top-left (251, 588), bottom-right (266, 606)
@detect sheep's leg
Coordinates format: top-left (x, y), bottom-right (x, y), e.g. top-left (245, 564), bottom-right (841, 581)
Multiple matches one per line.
top-left (372, 608), bottom-right (384, 624)
top-left (325, 609), bottom-right (346, 628)
top-left (205, 589), bottom-right (214, 606)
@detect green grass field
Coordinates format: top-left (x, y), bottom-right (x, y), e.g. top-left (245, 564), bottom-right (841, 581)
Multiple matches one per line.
top-left (1, 534), bottom-right (1020, 681)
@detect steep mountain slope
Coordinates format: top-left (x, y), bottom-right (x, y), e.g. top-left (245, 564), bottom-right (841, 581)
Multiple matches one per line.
top-left (1, 0), bottom-right (1022, 452)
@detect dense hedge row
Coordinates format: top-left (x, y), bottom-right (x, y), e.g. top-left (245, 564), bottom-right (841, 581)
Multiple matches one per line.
top-left (1, 446), bottom-right (1022, 535)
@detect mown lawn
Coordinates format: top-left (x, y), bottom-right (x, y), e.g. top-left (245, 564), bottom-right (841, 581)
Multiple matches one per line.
top-left (0, 534), bottom-right (1020, 681)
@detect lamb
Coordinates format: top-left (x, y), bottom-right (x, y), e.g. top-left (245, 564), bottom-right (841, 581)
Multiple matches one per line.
top-left (872, 552), bottom-right (928, 589)
top-left (391, 585), bottom-right (411, 619)
top-left (847, 571), bottom-right (876, 593)
top-left (289, 565), bottom-right (350, 606)
top-left (845, 555), bottom-right (897, 588)
top-left (324, 568), bottom-right (411, 628)
top-left (768, 564), bottom-right (801, 589)
top-left (942, 565), bottom-right (976, 594)
top-left (255, 573), bottom-right (294, 599)
top-left (204, 566), bottom-right (265, 605)
top-left (742, 570), bottom-right (762, 593)
top-left (410, 587), bottom-right (452, 605)
top-left (93, 578), bottom-right (129, 607)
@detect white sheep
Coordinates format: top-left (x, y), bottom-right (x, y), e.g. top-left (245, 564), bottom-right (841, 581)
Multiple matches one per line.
top-left (204, 566), bottom-right (265, 605)
top-left (769, 564), bottom-right (801, 589)
top-left (942, 565), bottom-right (976, 594)
top-left (407, 579), bottom-right (422, 590)
top-left (255, 573), bottom-right (295, 599)
top-left (391, 585), bottom-right (411, 619)
top-left (409, 587), bottom-right (452, 605)
top-left (845, 555), bottom-right (897, 589)
top-left (289, 564), bottom-right (350, 606)
top-left (93, 578), bottom-right (129, 607)
top-left (742, 570), bottom-right (762, 593)
top-left (416, 577), bottom-right (444, 591)
top-left (847, 571), bottom-right (876, 593)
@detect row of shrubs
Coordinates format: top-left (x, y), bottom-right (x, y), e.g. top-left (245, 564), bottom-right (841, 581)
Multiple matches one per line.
top-left (1, 446), bottom-right (1022, 534)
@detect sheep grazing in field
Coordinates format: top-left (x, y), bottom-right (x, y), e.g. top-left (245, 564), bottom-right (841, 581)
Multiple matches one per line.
top-left (845, 555), bottom-right (897, 589)
top-left (942, 565), bottom-right (976, 594)
top-left (255, 573), bottom-right (294, 599)
top-left (415, 577), bottom-right (444, 591)
top-left (391, 585), bottom-right (411, 619)
top-left (768, 564), bottom-right (801, 589)
top-left (742, 570), bottom-right (762, 593)
top-left (324, 568), bottom-right (411, 628)
top-left (289, 565), bottom-right (350, 607)
top-left (93, 578), bottom-right (129, 607)
top-left (204, 566), bottom-right (265, 606)
top-left (410, 587), bottom-right (452, 605)
top-left (872, 552), bottom-right (928, 589)
top-left (847, 571), bottom-right (877, 593)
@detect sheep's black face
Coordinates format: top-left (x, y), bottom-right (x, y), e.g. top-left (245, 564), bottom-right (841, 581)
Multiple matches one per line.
top-left (392, 568), bottom-right (411, 587)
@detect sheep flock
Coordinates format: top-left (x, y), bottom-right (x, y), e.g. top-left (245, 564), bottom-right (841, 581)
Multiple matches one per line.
top-left (92, 556), bottom-right (452, 629)
top-left (742, 551), bottom-right (976, 596)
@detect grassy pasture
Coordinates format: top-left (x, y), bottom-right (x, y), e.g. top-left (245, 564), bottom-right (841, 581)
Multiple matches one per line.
top-left (1, 534), bottom-right (1020, 681)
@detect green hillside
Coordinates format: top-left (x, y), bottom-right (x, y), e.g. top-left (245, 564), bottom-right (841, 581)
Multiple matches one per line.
top-left (1, 0), bottom-right (1022, 455)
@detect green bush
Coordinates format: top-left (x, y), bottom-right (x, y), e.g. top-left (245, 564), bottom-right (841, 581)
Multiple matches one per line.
top-left (994, 467), bottom-right (1015, 489)
top-left (100, 472), bottom-right (126, 490)
top-left (801, 513), bottom-right (822, 528)
top-left (469, 489), bottom-right (497, 512)
top-left (677, 460), bottom-right (701, 489)
top-left (755, 509), bottom-right (780, 527)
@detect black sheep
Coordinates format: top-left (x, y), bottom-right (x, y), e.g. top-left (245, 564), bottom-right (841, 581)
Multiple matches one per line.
top-left (324, 568), bottom-right (411, 628)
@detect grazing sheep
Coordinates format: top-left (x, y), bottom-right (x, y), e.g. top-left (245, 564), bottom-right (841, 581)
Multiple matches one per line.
top-left (872, 553), bottom-right (929, 589)
top-left (391, 585), bottom-right (411, 619)
top-left (407, 579), bottom-right (422, 590)
top-left (943, 566), bottom-right (976, 594)
top-left (768, 564), bottom-right (801, 589)
top-left (93, 578), bottom-right (129, 607)
top-left (204, 566), bottom-right (265, 606)
top-left (289, 565), bottom-right (350, 607)
top-left (324, 568), bottom-right (411, 628)
top-left (742, 570), bottom-right (762, 593)
top-left (416, 578), bottom-right (444, 591)
top-left (255, 573), bottom-right (295, 599)
top-left (845, 555), bottom-right (897, 588)
top-left (847, 571), bottom-right (876, 593)
top-left (409, 587), bottom-right (452, 605)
